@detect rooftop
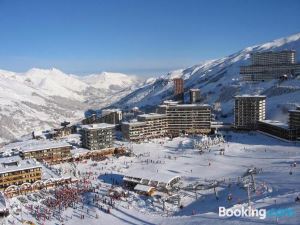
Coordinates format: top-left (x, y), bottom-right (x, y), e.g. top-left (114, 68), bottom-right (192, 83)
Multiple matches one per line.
top-left (81, 123), bottom-right (115, 130)
top-left (21, 141), bottom-right (72, 153)
top-left (102, 109), bottom-right (122, 116)
top-left (124, 170), bottom-right (180, 184)
top-left (20, 141), bottom-right (72, 152)
top-left (235, 95), bottom-right (266, 98)
top-left (162, 100), bottom-right (180, 105)
top-left (289, 106), bottom-right (300, 113)
top-left (138, 113), bottom-right (166, 119)
top-left (159, 103), bottom-right (210, 108)
top-left (0, 156), bottom-right (41, 175)
top-left (122, 121), bottom-right (146, 126)
top-left (259, 120), bottom-right (289, 129)
top-left (134, 184), bottom-right (155, 192)
top-left (252, 50), bottom-right (296, 54)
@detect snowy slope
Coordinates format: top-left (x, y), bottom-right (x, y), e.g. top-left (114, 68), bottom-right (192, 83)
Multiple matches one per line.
top-left (0, 69), bottom-right (144, 143)
top-left (110, 33), bottom-right (300, 121)
top-left (3, 132), bottom-right (299, 225)
top-left (23, 68), bottom-right (89, 100)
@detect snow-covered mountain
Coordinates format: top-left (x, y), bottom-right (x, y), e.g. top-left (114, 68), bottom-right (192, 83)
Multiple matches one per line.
top-left (110, 33), bottom-right (300, 122)
top-left (80, 72), bottom-right (141, 91)
top-left (1, 33), bottom-right (300, 143)
top-left (0, 68), bottom-right (143, 143)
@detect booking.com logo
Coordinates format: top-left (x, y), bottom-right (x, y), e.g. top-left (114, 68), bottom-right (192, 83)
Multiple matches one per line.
top-left (219, 206), bottom-right (295, 219)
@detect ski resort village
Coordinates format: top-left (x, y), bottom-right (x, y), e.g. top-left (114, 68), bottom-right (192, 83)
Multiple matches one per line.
top-left (0, 35), bottom-right (300, 225)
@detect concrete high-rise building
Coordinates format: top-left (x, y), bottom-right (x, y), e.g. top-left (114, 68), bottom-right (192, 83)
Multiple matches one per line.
top-left (173, 78), bottom-right (184, 103)
top-left (240, 50), bottom-right (300, 81)
top-left (81, 123), bottom-right (115, 150)
top-left (251, 51), bottom-right (296, 65)
top-left (289, 106), bottom-right (300, 129)
top-left (257, 105), bottom-right (300, 141)
top-left (101, 109), bottom-right (123, 124)
top-left (234, 95), bottom-right (266, 130)
top-left (189, 89), bottom-right (201, 103)
top-left (157, 101), bottom-right (211, 136)
top-left (122, 113), bottom-right (167, 142)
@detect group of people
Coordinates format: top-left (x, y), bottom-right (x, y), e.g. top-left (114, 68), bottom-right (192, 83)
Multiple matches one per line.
top-left (44, 187), bottom-right (80, 208)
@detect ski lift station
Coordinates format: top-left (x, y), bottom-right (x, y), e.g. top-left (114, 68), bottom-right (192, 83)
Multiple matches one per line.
top-left (123, 170), bottom-right (180, 190)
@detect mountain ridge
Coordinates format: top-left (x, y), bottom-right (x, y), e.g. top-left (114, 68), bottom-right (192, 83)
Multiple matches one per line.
top-left (1, 33), bottom-right (300, 143)
top-left (110, 33), bottom-right (300, 122)
top-left (0, 68), bottom-right (144, 143)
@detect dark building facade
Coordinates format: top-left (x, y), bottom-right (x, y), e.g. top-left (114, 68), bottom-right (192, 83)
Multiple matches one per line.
top-left (240, 50), bottom-right (300, 81)
top-left (81, 123), bottom-right (115, 150)
top-left (173, 78), bottom-right (184, 102)
top-left (189, 89), bottom-right (201, 103)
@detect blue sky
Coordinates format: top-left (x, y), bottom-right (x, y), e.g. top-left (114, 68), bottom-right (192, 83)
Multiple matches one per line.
top-left (0, 0), bottom-right (299, 76)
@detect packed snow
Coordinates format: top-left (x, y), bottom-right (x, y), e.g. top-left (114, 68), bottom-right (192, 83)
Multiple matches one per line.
top-left (1, 131), bottom-right (299, 225)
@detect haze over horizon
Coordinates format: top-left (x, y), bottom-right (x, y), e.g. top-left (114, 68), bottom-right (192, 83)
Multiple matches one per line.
top-left (0, 0), bottom-right (300, 77)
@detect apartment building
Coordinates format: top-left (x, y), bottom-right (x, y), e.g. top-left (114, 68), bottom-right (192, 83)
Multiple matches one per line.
top-left (189, 89), bottom-right (201, 103)
top-left (240, 50), bottom-right (300, 81)
top-left (289, 106), bottom-right (300, 129)
top-left (101, 109), bottom-right (123, 124)
top-left (234, 95), bottom-right (266, 130)
top-left (0, 156), bottom-right (42, 190)
top-left (157, 101), bottom-right (211, 136)
top-left (257, 120), bottom-right (298, 141)
top-left (19, 142), bottom-right (72, 164)
top-left (80, 123), bottom-right (115, 150)
top-left (256, 105), bottom-right (300, 141)
top-left (49, 121), bottom-right (77, 139)
top-left (122, 113), bottom-right (167, 142)
top-left (173, 78), bottom-right (184, 102)
top-left (121, 121), bottom-right (146, 142)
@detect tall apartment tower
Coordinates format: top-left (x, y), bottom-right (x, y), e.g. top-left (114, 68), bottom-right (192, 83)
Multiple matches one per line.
top-left (81, 123), bottom-right (115, 150)
top-left (101, 109), bottom-right (123, 124)
top-left (189, 89), bottom-right (201, 103)
top-left (173, 78), bottom-right (184, 103)
top-left (234, 95), bottom-right (266, 130)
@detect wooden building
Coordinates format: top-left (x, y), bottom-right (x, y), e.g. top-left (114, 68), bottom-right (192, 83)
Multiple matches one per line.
top-left (19, 142), bottom-right (72, 164)
top-left (0, 156), bottom-right (42, 191)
